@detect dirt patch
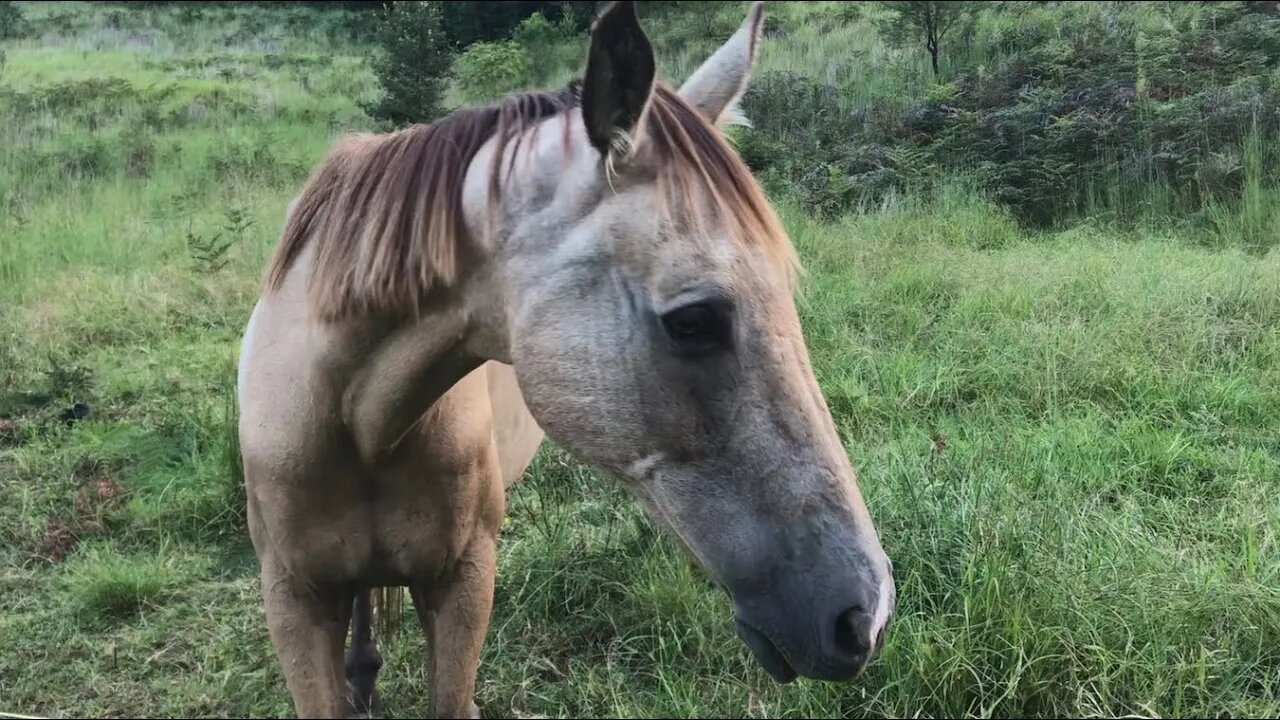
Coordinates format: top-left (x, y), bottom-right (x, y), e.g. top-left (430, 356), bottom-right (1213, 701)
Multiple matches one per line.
top-left (125, 134), bottom-right (156, 179)
top-left (32, 465), bottom-right (127, 565)
top-left (40, 518), bottom-right (78, 564)
top-left (0, 418), bottom-right (19, 447)
top-left (72, 454), bottom-right (109, 481)
top-left (72, 472), bottom-right (124, 536)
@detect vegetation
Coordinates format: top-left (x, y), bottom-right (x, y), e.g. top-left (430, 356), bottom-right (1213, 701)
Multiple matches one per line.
top-left (874, 1), bottom-right (982, 77)
top-left (731, 1), bottom-right (1280, 228)
top-left (0, 1), bottom-right (26, 40)
top-left (453, 39), bottom-right (533, 104)
top-left (1, 1), bottom-right (1277, 718)
top-left (362, 0), bottom-right (452, 126)
top-left (440, 0), bottom-right (597, 48)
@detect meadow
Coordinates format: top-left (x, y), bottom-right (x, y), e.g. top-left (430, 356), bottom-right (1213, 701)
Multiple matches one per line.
top-left (1, 1), bottom-right (1278, 718)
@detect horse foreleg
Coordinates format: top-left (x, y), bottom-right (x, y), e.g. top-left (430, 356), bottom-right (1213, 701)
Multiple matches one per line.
top-left (345, 588), bottom-right (384, 717)
top-left (410, 537), bottom-right (496, 719)
top-left (261, 556), bottom-right (353, 719)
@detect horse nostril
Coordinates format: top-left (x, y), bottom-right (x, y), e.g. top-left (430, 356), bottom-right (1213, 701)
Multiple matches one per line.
top-left (833, 606), bottom-right (873, 659)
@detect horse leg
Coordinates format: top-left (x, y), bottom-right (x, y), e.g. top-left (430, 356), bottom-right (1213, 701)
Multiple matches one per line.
top-left (261, 555), bottom-right (352, 719)
top-left (345, 588), bottom-right (384, 718)
top-left (410, 537), bottom-right (497, 719)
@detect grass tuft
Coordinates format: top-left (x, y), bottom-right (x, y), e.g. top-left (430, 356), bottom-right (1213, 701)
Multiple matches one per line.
top-left (61, 542), bottom-right (182, 625)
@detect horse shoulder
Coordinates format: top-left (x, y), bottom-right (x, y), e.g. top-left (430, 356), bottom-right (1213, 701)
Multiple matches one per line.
top-left (484, 361), bottom-right (545, 489)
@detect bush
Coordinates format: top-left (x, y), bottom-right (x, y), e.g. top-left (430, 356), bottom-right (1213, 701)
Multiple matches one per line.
top-left (739, 71), bottom-right (926, 217)
top-left (362, 1), bottom-right (452, 127)
top-left (453, 40), bottom-right (533, 104)
top-left (441, 1), bottom-right (596, 48)
top-left (874, 1), bottom-right (983, 77)
top-left (0, 1), bottom-right (28, 40)
top-left (912, 2), bottom-right (1280, 226)
top-left (742, 2), bottom-right (1280, 228)
top-left (512, 11), bottom-right (585, 86)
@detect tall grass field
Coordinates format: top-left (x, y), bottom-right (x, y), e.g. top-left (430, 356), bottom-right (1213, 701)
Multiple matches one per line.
top-left (1, 1), bottom-right (1278, 718)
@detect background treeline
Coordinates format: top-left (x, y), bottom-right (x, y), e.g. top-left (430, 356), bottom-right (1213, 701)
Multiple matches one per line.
top-left (10, 0), bottom-right (1273, 240)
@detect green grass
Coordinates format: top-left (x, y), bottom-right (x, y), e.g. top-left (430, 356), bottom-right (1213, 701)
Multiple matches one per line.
top-left (2, 2), bottom-right (1278, 718)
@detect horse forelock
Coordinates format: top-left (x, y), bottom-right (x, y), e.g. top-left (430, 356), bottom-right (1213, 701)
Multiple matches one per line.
top-left (644, 83), bottom-right (800, 291)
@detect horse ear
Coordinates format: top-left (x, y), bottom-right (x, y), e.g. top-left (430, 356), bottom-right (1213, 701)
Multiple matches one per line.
top-left (581, 1), bottom-right (656, 156)
top-left (678, 1), bottom-right (765, 127)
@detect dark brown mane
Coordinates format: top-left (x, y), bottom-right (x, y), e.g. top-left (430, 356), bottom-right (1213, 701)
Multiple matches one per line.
top-left (263, 79), bottom-right (796, 322)
top-left (263, 84), bottom-right (579, 321)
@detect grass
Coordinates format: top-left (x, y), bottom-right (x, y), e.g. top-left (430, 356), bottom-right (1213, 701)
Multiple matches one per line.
top-left (2, 1), bottom-right (1279, 718)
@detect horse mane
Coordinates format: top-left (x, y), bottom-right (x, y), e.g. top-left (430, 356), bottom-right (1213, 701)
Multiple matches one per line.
top-left (262, 83), bottom-right (578, 321)
top-left (643, 83), bottom-right (799, 287)
top-left (263, 80), bottom-right (798, 322)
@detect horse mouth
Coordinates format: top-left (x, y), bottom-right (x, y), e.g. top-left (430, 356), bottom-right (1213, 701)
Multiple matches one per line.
top-left (734, 619), bottom-right (798, 683)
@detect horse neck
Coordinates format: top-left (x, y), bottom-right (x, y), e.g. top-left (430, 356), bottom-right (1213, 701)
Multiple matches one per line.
top-left (332, 266), bottom-right (502, 468)
top-left (335, 122), bottom-right (568, 464)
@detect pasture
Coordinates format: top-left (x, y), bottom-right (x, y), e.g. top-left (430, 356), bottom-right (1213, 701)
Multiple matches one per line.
top-left (1, 2), bottom-right (1278, 718)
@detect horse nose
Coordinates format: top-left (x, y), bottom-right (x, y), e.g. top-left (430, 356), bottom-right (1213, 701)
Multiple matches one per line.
top-left (831, 605), bottom-right (878, 669)
top-left (825, 574), bottom-right (893, 677)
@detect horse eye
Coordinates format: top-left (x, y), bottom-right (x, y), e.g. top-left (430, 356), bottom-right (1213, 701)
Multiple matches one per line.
top-left (661, 303), bottom-right (729, 353)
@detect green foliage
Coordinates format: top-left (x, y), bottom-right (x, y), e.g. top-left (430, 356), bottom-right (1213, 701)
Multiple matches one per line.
top-left (62, 545), bottom-right (180, 625)
top-left (0, 0), bottom-right (28, 39)
top-left (363, 0), bottom-right (452, 126)
top-left (441, 1), bottom-right (596, 48)
top-left (742, 1), bottom-right (1280, 229)
top-left (739, 70), bottom-right (925, 217)
top-left (875, 1), bottom-right (982, 76)
top-left (185, 206), bottom-right (254, 274)
top-left (512, 10), bottom-right (586, 86)
top-left (453, 40), bottom-right (532, 104)
top-left (912, 1), bottom-right (1280, 227)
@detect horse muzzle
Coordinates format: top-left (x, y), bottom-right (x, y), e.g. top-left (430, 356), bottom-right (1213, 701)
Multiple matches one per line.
top-left (730, 557), bottom-right (895, 683)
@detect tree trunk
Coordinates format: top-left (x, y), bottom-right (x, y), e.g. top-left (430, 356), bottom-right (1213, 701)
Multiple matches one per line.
top-left (925, 5), bottom-right (941, 76)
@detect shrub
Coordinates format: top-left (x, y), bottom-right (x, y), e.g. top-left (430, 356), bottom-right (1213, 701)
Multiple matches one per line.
top-left (742, 3), bottom-right (1280, 228)
top-left (0, 1), bottom-right (28, 40)
top-left (739, 71), bottom-right (925, 217)
top-left (362, 1), bottom-right (452, 127)
top-left (512, 11), bottom-right (585, 86)
top-left (875, 1), bottom-right (983, 77)
top-left (912, 2), bottom-right (1280, 226)
top-left (453, 40), bottom-right (533, 104)
top-left (442, 1), bottom-right (595, 48)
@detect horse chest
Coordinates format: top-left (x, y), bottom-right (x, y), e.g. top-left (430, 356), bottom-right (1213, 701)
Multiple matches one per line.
top-left (362, 485), bottom-right (481, 581)
top-left (251, 457), bottom-right (485, 585)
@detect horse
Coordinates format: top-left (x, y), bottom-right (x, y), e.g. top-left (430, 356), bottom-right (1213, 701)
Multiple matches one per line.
top-left (235, 2), bottom-right (895, 717)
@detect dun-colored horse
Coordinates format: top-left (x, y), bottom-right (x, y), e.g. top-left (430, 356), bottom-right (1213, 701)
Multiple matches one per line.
top-left (236, 2), bottom-right (895, 717)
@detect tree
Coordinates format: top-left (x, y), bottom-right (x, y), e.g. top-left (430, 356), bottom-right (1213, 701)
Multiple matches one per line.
top-left (440, 1), bottom-right (598, 48)
top-left (0, 1), bottom-right (28, 40)
top-left (363, 1), bottom-right (453, 127)
top-left (1242, 1), bottom-right (1280, 15)
top-left (876, 1), bottom-right (982, 77)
